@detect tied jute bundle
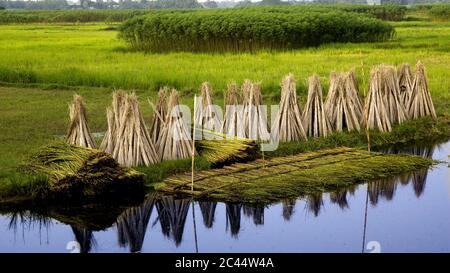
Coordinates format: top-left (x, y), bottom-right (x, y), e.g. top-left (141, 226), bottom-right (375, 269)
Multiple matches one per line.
top-left (157, 89), bottom-right (196, 160)
top-left (364, 68), bottom-right (392, 132)
top-left (380, 65), bottom-right (408, 125)
top-left (398, 63), bottom-right (414, 107)
top-left (242, 80), bottom-right (270, 141)
top-left (222, 82), bottom-right (245, 138)
top-left (112, 92), bottom-right (160, 167)
top-left (149, 87), bottom-right (169, 143)
top-left (303, 74), bottom-right (332, 138)
top-left (100, 90), bottom-right (126, 154)
top-left (271, 73), bottom-right (307, 142)
top-left (66, 94), bottom-right (96, 149)
top-left (407, 61), bottom-right (436, 119)
top-left (194, 82), bottom-right (223, 138)
top-left (325, 73), bottom-right (361, 132)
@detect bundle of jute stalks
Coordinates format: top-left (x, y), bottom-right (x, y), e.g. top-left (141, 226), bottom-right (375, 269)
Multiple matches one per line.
top-left (112, 92), bottom-right (160, 167)
top-left (364, 68), bottom-right (392, 132)
top-left (100, 90), bottom-right (126, 154)
top-left (66, 94), bottom-right (96, 148)
top-left (157, 89), bottom-right (195, 160)
top-left (194, 82), bottom-right (223, 137)
top-left (343, 71), bottom-right (364, 122)
top-left (398, 63), bottom-right (414, 107)
top-left (242, 80), bottom-right (271, 141)
top-left (408, 61), bottom-right (436, 119)
top-left (380, 65), bottom-right (408, 124)
top-left (271, 73), bottom-right (307, 141)
top-left (149, 87), bottom-right (168, 143)
top-left (222, 82), bottom-right (245, 138)
top-left (325, 73), bottom-right (361, 132)
top-left (303, 75), bottom-right (331, 138)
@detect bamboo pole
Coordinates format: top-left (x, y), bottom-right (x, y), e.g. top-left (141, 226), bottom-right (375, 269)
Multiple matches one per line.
top-left (191, 96), bottom-right (197, 192)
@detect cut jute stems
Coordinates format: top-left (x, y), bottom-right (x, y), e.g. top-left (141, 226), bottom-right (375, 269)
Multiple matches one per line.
top-left (325, 72), bottom-right (361, 132)
top-left (112, 92), bottom-right (160, 167)
top-left (271, 73), bottom-right (307, 142)
top-left (408, 61), bottom-right (436, 119)
top-left (100, 90), bottom-right (126, 154)
top-left (149, 87), bottom-right (168, 143)
top-left (364, 68), bottom-right (392, 132)
top-left (194, 82), bottom-right (223, 138)
top-left (157, 89), bottom-right (196, 160)
top-left (66, 94), bottom-right (96, 149)
top-left (398, 63), bottom-right (414, 108)
top-left (222, 82), bottom-right (245, 138)
top-left (242, 80), bottom-right (270, 141)
top-left (303, 74), bottom-right (332, 138)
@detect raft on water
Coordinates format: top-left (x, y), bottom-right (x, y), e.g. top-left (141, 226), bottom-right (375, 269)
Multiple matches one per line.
top-left (158, 147), bottom-right (434, 204)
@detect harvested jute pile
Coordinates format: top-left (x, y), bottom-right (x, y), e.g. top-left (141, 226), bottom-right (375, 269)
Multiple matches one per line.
top-left (194, 82), bottom-right (223, 137)
top-left (303, 75), bottom-right (332, 138)
top-left (380, 65), bottom-right (408, 124)
top-left (112, 92), bottom-right (160, 167)
top-left (197, 130), bottom-right (257, 166)
top-left (364, 68), bottom-right (392, 132)
top-left (398, 63), bottom-right (414, 107)
top-left (271, 73), bottom-right (307, 141)
top-left (242, 80), bottom-right (270, 141)
top-left (408, 61), bottom-right (436, 119)
top-left (325, 73), bottom-right (361, 132)
top-left (149, 87), bottom-right (168, 143)
top-left (23, 142), bottom-right (144, 198)
top-left (157, 89), bottom-right (195, 160)
top-left (100, 90), bottom-right (126, 154)
top-left (222, 82), bottom-right (245, 138)
top-left (66, 94), bottom-right (96, 148)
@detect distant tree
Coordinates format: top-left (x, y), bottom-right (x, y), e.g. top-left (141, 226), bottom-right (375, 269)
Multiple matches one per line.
top-left (258, 0), bottom-right (292, 5)
top-left (203, 0), bottom-right (218, 8)
top-left (149, 0), bottom-right (202, 9)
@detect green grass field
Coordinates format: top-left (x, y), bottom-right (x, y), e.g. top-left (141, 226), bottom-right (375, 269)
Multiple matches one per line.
top-left (0, 18), bottom-right (449, 194)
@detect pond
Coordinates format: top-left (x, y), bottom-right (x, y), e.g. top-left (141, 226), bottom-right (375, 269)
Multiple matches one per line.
top-left (1, 141), bottom-right (449, 253)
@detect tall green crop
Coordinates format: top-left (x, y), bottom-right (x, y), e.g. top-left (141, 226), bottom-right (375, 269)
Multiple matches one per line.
top-left (119, 9), bottom-right (395, 53)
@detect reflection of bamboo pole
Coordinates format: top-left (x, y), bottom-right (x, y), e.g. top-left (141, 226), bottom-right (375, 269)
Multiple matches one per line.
top-left (192, 200), bottom-right (199, 253)
top-left (191, 96), bottom-right (197, 192)
top-left (362, 184), bottom-right (369, 253)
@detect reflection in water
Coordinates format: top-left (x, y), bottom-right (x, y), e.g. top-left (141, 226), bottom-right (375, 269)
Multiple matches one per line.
top-left (7, 211), bottom-right (52, 245)
top-left (225, 203), bottom-right (242, 237)
top-left (281, 199), bottom-right (296, 221)
top-left (368, 177), bottom-right (397, 205)
top-left (116, 197), bottom-right (156, 253)
top-left (156, 197), bottom-right (190, 246)
top-left (199, 202), bottom-right (217, 229)
top-left (71, 226), bottom-right (94, 253)
top-left (306, 193), bottom-right (323, 217)
top-left (330, 189), bottom-right (349, 209)
top-left (243, 205), bottom-right (265, 225)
